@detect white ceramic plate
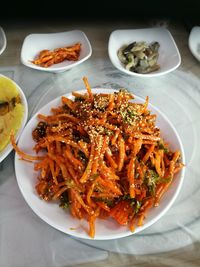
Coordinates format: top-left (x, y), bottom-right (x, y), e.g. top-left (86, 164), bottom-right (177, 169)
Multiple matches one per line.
top-left (188, 26), bottom-right (200, 62)
top-left (0, 26), bottom-right (7, 55)
top-left (21, 30), bottom-right (92, 73)
top-left (14, 89), bottom-right (185, 240)
top-left (0, 74), bottom-right (28, 163)
top-left (108, 28), bottom-right (181, 78)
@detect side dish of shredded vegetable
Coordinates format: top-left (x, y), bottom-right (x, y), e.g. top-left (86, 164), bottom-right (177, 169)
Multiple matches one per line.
top-left (31, 43), bottom-right (81, 68)
top-left (11, 77), bottom-right (184, 238)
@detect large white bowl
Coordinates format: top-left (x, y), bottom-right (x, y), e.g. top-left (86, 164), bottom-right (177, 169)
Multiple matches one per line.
top-left (108, 28), bottom-right (181, 78)
top-left (14, 88), bottom-right (185, 240)
top-left (0, 74), bottom-right (28, 163)
top-left (21, 30), bottom-right (92, 73)
top-left (188, 26), bottom-right (200, 62)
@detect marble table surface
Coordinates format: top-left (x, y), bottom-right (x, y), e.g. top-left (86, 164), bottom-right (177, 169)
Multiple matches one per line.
top-left (0, 19), bottom-right (200, 267)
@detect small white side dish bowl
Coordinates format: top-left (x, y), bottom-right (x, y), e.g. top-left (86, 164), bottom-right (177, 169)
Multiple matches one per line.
top-left (108, 28), bottom-right (181, 78)
top-left (14, 88), bottom-right (185, 240)
top-left (0, 26), bottom-right (7, 55)
top-left (188, 26), bottom-right (200, 62)
top-left (21, 30), bottom-right (92, 73)
top-left (0, 74), bottom-right (28, 163)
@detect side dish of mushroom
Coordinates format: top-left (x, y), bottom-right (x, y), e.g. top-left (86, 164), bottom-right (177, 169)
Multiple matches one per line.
top-left (117, 41), bottom-right (160, 74)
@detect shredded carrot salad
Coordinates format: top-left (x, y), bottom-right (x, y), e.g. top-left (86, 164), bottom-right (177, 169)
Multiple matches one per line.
top-left (11, 77), bottom-right (184, 238)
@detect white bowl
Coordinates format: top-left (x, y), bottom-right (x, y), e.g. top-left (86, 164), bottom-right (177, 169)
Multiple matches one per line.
top-left (21, 30), bottom-right (92, 73)
top-left (14, 88), bottom-right (185, 240)
top-left (188, 26), bottom-right (200, 62)
top-left (0, 74), bottom-right (28, 163)
top-left (0, 26), bottom-right (7, 55)
top-left (108, 28), bottom-right (181, 78)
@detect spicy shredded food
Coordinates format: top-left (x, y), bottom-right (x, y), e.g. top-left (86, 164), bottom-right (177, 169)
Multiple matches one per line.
top-left (31, 43), bottom-right (81, 68)
top-left (11, 77), bottom-right (184, 238)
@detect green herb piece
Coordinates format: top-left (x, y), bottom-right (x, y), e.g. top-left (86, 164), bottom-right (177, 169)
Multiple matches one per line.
top-left (78, 150), bottom-right (88, 164)
top-left (104, 199), bottom-right (114, 206)
top-left (93, 197), bottom-right (114, 207)
top-left (119, 105), bottom-right (138, 125)
top-left (65, 179), bottom-right (75, 188)
top-left (119, 88), bottom-right (130, 94)
top-left (90, 173), bottom-right (99, 180)
top-left (127, 109), bottom-right (137, 118)
top-left (135, 200), bottom-right (142, 214)
top-left (158, 140), bottom-right (169, 153)
top-left (59, 192), bottom-right (70, 209)
top-left (159, 176), bottom-right (173, 184)
top-left (122, 195), bottom-right (142, 213)
top-left (104, 128), bottom-right (114, 136)
top-left (60, 202), bottom-right (69, 209)
top-left (145, 169), bottom-right (160, 196)
top-left (122, 194), bottom-right (131, 200)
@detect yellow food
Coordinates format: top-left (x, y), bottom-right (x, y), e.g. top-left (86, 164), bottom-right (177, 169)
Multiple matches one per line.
top-left (0, 76), bottom-right (24, 152)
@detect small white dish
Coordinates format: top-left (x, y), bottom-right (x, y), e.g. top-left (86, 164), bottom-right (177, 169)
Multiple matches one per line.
top-left (0, 74), bottom-right (28, 163)
top-left (188, 26), bottom-right (200, 62)
top-left (14, 88), bottom-right (185, 240)
top-left (108, 27), bottom-right (181, 78)
top-left (21, 30), bottom-right (92, 73)
top-left (0, 26), bottom-right (7, 55)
